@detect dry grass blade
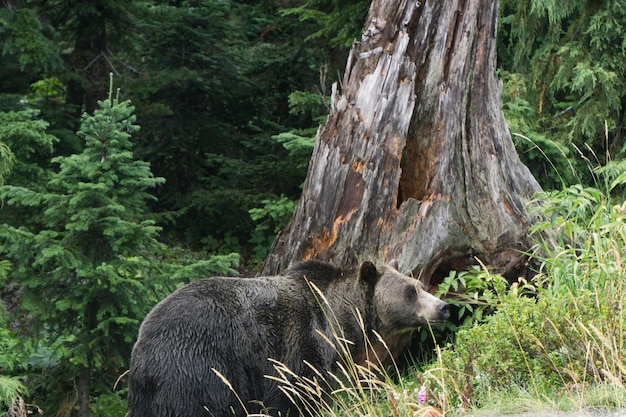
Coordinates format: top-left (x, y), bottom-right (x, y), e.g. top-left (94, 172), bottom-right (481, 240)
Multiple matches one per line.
top-left (212, 368), bottom-right (250, 415)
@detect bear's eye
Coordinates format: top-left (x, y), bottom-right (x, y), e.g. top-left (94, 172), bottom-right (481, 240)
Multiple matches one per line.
top-left (404, 286), bottom-right (417, 301)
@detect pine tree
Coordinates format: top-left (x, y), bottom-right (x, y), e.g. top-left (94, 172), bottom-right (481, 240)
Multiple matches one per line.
top-left (0, 89), bottom-right (165, 417)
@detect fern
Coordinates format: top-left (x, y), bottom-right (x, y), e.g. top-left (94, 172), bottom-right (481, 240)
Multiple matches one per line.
top-left (500, 0), bottom-right (626, 188)
top-left (0, 375), bottom-right (28, 409)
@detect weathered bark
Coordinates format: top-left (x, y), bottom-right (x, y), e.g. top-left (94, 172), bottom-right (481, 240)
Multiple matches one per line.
top-left (262, 0), bottom-right (541, 286)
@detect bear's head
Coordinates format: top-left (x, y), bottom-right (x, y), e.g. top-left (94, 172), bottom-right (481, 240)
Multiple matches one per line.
top-left (359, 260), bottom-right (449, 335)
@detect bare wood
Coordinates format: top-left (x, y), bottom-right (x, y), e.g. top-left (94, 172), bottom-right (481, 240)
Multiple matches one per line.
top-left (262, 0), bottom-right (541, 286)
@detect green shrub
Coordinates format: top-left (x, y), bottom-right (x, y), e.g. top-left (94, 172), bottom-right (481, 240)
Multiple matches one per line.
top-left (91, 391), bottom-right (127, 417)
top-left (424, 185), bottom-right (626, 413)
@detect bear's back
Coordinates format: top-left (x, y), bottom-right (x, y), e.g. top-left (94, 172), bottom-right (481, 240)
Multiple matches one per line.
top-left (282, 260), bottom-right (350, 290)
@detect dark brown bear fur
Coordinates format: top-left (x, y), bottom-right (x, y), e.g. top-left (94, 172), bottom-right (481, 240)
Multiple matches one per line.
top-left (128, 260), bottom-right (448, 417)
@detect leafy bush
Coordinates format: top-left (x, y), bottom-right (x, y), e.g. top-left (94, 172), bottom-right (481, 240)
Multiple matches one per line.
top-left (423, 185), bottom-right (626, 412)
top-left (435, 266), bottom-right (509, 330)
top-left (91, 391), bottom-right (127, 417)
top-left (248, 195), bottom-right (297, 263)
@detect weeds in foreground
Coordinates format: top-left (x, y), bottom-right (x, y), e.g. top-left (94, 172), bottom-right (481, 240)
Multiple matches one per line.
top-left (422, 185), bottom-right (626, 414)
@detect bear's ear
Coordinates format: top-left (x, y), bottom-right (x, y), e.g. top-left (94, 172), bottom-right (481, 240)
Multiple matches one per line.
top-left (388, 259), bottom-right (399, 270)
top-left (358, 261), bottom-right (379, 284)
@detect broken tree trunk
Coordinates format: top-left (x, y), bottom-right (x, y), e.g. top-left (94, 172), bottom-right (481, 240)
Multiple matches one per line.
top-left (262, 0), bottom-right (542, 288)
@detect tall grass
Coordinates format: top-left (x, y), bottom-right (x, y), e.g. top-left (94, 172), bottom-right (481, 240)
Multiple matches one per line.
top-left (267, 329), bottom-right (445, 417)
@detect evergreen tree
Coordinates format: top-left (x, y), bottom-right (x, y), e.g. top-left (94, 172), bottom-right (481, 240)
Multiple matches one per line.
top-left (281, 0), bottom-right (369, 48)
top-left (126, 0), bottom-right (323, 258)
top-left (0, 4), bottom-right (63, 103)
top-left (1, 0), bottom-right (360, 261)
top-left (0, 141), bottom-right (14, 187)
top-left (0, 109), bottom-right (57, 187)
top-left (0, 90), bottom-right (165, 416)
top-left (499, 0), bottom-right (626, 187)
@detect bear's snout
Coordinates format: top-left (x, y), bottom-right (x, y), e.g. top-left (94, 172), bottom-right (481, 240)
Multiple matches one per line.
top-left (425, 298), bottom-right (449, 324)
top-left (416, 289), bottom-right (450, 325)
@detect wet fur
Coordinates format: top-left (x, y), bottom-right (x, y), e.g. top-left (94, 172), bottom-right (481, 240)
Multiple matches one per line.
top-left (128, 260), bottom-right (448, 417)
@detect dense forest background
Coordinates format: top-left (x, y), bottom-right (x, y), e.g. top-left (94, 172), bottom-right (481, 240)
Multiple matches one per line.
top-left (1, 0), bottom-right (625, 415)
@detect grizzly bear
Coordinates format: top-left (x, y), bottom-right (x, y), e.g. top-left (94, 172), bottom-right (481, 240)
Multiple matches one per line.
top-left (128, 260), bottom-right (449, 417)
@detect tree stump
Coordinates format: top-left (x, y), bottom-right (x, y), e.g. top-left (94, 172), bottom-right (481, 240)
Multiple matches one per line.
top-left (262, 0), bottom-right (542, 288)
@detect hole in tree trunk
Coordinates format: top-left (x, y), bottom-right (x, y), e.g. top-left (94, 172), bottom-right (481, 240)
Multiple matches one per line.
top-left (396, 128), bottom-right (433, 208)
top-left (418, 250), bottom-right (479, 290)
